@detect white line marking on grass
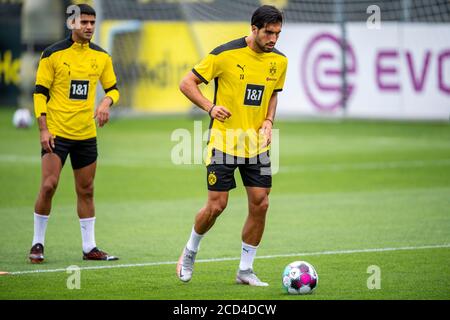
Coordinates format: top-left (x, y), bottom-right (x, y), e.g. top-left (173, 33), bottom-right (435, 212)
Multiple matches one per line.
top-left (5, 244), bottom-right (449, 276)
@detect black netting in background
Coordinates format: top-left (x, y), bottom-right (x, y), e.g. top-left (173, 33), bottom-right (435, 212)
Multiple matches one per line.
top-left (101, 0), bottom-right (450, 23)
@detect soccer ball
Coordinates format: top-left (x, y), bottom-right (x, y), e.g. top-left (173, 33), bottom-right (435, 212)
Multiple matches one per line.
top-left (282, 261), bottom-right (318, 295)
top-left (12, 108), bottom-right (33, 128)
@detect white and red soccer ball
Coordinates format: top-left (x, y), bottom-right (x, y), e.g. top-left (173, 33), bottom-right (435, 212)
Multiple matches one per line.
top-left (282, 261), bottom-right (318, 295)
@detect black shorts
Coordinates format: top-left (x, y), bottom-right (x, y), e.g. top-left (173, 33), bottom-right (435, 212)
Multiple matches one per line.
top-left (41, 136), bottom-right (98, 170)
top-left (206, 149), bottom-right (272, 191)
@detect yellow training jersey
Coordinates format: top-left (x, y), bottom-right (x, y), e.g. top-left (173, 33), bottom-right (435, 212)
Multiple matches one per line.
top-left (34, 36), bottom-right (120, 140)
top-left (192, 37), bottom-right (287, 162)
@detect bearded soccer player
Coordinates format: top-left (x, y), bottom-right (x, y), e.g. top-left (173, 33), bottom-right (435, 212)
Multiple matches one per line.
top-left (177, 5), bottom-right (287, 286)
top-left (29, 4), bottom-right (119, 263)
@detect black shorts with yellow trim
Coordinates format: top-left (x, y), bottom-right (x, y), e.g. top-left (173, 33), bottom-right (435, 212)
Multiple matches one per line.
top-left (206, 148), bottom-right (272, 191)
top-left (41, 136), bottom-right (98, 170)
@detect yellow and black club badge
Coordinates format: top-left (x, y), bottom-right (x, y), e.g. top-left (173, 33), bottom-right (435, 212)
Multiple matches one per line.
top-left (91, 59), bottom-right (98, 71)
top-left (269, 62), bottom-right (277, 76)
top-left (208, 171), bottom-right (217, 186)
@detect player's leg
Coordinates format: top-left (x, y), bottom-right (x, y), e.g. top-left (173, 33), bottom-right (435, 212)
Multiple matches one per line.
top-left (71, 138), bottom-right (118, 261)
top-left (187, 190), bottom-right (229, 253)
top-left (177, 151), bottom-right (236, 282)
top-left (193, 190), bottom-right (229, 235)
top-left (235, 186), bottom-right (270, 286)
top-left (177, 191), bottom-right (229, 282)
top-left (73, 161), bottom-right (96, 221)
top-left (242, 186), bottom-right (270, 247)
top-left (34, 154), bottom-right (63, 215)
top-left (236, 152), bottom-right (272, 286)
top-left (195, 150), bottom-right (236, 236)
top-left (30, 139), bottom-right (67, 264)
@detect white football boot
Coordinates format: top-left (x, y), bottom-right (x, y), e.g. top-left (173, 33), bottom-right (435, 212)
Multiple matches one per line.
top-left (177, 247), bottom-right (197, 282)
top-left (236, 269), bottom-right (269, 287)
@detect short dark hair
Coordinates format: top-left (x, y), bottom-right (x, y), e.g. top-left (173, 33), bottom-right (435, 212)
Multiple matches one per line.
top-left (78, 3), bottom-right (96, 17)
top-left (251, 5), bottom-right (283, 29)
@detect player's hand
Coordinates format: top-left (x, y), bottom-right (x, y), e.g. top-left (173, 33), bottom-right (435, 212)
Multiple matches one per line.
top-left (94, 97), bottom-right (112, 127)
top-left (210, 105), bottom-right (231, 122)
top-left (40, 129), bottom-right (55, 153)
top-left (259, 119), bottom-right (273, 148)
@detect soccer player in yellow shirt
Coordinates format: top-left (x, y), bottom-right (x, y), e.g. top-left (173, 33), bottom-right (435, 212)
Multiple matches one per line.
top-left (29, 4), bottom-right (119, 263)
top-left (177, 5), bottom-right (287, 286)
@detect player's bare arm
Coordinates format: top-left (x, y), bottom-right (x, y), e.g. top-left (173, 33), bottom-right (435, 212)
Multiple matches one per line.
top-left (179, 71), bottom-right (232, 122)
top-left (260, 91), bottom-right (278, 147)
top-left (94, 96), bottom-right (113, 127)
top-left (38, 115), bottom-right (55, 153)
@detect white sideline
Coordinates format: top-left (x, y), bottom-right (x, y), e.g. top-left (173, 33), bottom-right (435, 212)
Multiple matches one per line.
top-left (4, 243), bottom-right (449, 276)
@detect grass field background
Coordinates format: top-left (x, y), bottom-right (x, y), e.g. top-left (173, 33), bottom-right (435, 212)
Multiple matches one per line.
top-left (0, 108), bottom-right (449, 300)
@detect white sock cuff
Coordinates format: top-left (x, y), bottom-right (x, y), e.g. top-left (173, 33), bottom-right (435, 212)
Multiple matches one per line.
top-left (79, 217), bottom-right (96, 222)
top-left (192, 225), bottom-right (204, 237)
top-left (242, 242), bottom-right (258, 250)
top-left (34, 212), bottom-right (49, 220)
top-left (186, 225), bottom-right (204, 253)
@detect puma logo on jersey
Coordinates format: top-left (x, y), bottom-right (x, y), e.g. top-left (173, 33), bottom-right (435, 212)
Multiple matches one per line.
top-left (237, 64), bottom-right (245, 73)
top-left (63, 62), bottom-right (71, 76)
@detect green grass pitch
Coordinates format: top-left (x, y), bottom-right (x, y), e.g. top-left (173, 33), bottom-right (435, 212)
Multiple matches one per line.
top-left (0, 108), bottom-right (449, 300)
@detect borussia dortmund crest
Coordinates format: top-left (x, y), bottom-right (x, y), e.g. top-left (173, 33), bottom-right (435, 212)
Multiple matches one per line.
top-left (269, 62), bottom-right (277, 76)
top-left (208, 172), bottom-right (217, 186)
top-left (91, 59), bottom-right (98, 70)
